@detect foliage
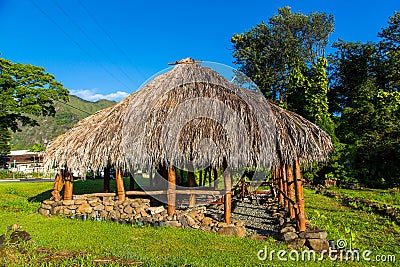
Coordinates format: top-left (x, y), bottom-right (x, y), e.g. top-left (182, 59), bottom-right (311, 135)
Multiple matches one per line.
top-left (327, 12), bottom-right (400, 187)
top-left (0, 57), bottom-right (69, 157)
top-left (0, 126), bottom-right (11, 168)
top-left (0, 58), bottom-right (69, 132)
top-left (231, 6), bottom-right (334, 102)
top-left (231, 7), bottom-right (337, 183)
top-left (29, 142), bottom-right (46, 152)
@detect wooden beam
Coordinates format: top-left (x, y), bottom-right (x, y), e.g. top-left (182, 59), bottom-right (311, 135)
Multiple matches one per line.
top-left (125, 189), bottom-right (223, 196)
top-left (125, 190), bottom-right (165, 196)
top-left (188, 171), bottom-right (196, 208)
top-left (115, 168), bottom-right (126, 201)
top-left (63, 171), bottom-right (73, 200)
top-left (103, 167), bottom-right (110, 193)
top-left (167, 166), bottom-right (176, 215)
top-left (294, 160), bottom-right (306, 232)
top-left (286, 165), bottom-right (295, 219)
top-left (224, 167), bottom-right (232, 224)
top-left (75, 192), bottom-right (117, 198)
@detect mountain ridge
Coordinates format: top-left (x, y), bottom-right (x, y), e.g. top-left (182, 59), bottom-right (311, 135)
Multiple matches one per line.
top-left (10, 95), bottom-right (117, 150)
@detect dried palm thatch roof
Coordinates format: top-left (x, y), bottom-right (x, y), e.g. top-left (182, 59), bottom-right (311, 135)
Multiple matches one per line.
top-left (44, 93), bottom-right (135, 174)
top-left (44, 58), bottom-right (333, 173)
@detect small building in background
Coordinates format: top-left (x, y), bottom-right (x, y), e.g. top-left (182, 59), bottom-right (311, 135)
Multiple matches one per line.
top-left (7, 150), bottom-right (44, 173)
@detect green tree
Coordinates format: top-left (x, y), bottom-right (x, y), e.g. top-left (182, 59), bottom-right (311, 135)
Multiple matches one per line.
top-left (29, 142), bottom-right (46, 152)
top-left (0, 126), bottom-right (11, 168)
top-left (231, 6), bottom-right (334, 104)
top-left (0, 57), bottom-right (69, 159)
top-left (326, 12), bottom-right (400, 187)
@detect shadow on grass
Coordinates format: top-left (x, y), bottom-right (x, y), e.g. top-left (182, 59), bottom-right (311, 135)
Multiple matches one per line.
top-left (28, 190), bottom-right (53, 203)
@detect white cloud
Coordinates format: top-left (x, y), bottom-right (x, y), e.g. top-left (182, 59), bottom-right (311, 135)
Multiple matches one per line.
top-left (70, 89), bottom-right (129, 102)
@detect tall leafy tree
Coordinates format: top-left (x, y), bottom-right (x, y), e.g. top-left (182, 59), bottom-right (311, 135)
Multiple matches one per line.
top-left (232, 7), bottom-right (336, 183)
top-left (231, 6), bottom-right (334, 105)
top-left (0, 57), bottom-right (69, 161)
top-left (327, 12), bottom-right (400, 187)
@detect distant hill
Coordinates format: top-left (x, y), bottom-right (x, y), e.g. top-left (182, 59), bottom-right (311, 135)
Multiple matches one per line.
top-left (10, 95), bottom-right (116, 149)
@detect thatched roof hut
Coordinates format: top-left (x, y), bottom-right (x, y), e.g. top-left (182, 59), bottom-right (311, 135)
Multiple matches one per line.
top-left (44, 58), bottom-right (332, 174)
top-left (44, 58), bottom-right (333, 230)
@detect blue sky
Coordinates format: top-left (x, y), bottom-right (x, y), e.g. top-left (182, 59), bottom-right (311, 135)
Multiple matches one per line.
top-left (1, 0), bottom-right (399, 101)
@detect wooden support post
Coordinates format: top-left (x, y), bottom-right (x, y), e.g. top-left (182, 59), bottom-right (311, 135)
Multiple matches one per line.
top-left (115, 168), bottom-right (126, 201)
top-left (281, 165), bottom-right (288, 209)
top-left (104, 167), bottom-right (110, 193)
top-left (224, 167), bottom-right (232, 224)
top-left (208, 167), bottom-right (212, 188)
top-left (188, 171), bottom-right (196, 207)
top-left (213, 169), bottom-right (218, 190)
top-left (63, 171), bottom-right (74, 200)
top-left (199, 170), bottom-right (203, 187)
top-left (51, 171), bottom-right (64, 201)
top-left (167, 166), bottom-right (176, 215)
top-left (294, 160), bottom-right (306, 232)
top-left (129, 172), bottom-right (135, 191)
top-left (178, 168), bottom-right (184, 186)
top-left (286, 165), bottom-right (295, 219)
top-left (277, 167), bottom-right (284, 205)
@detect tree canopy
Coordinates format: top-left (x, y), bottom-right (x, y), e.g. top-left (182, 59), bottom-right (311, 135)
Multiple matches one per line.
top-left (231, 6), bottom-right (334, 103)
top-left (232, 8), bottom-right (400, 187)
top-left (0, 57), bottom-right (69, 162)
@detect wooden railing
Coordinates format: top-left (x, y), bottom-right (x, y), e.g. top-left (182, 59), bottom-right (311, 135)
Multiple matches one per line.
top-left (272, 160), bottom-right (306, 232)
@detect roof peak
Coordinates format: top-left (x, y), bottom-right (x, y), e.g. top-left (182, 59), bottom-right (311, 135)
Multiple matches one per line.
top-left (168, 57), bottom-right (202, 65)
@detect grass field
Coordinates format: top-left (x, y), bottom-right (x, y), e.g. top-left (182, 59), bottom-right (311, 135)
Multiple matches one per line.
top-left (0, 181), bottom-right (399, 266)
top-left (327, 187), bottom-right (400, 208)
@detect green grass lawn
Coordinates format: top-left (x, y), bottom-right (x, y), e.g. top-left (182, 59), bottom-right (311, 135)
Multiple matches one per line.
top-left (0, 181), bottom-right (399, 266)
top-left (327, 187), bottom-right (400, 208)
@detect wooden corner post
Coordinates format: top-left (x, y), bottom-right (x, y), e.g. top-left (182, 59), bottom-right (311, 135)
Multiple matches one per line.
top-left (104, 167), bottom-right (110, 193)
top-left (213, 169), bottom-right (218, 190)
top-left (277, 167), bottom-right (284, 205)
top-left (224, 166), bottom-right (232, 224)
top-left (281, 165), bottom-right (288, 209)
top-left (167, 166), bottom-right (176, 215)
top-left (188, 170), bottom-right (196, 208)
top-left (294, 160), bottom-right (306, 232)
top-left (286, 165), bottom-right (295, 219)
top-left (52, 171), bottom-right (64, 201)
top-left (63, 171), bottom-right (74, 200)
top-left (116, 168), bottom-right (126, 201)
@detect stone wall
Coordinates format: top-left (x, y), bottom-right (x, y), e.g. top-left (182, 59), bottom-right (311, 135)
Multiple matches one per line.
top-left (38, 196), bottom-right (245, 237)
